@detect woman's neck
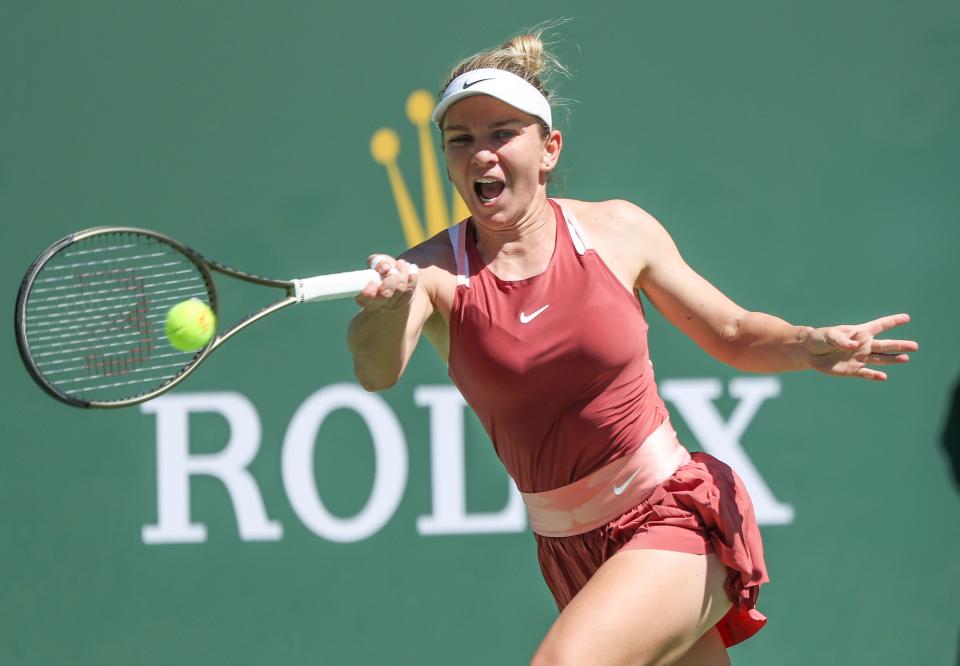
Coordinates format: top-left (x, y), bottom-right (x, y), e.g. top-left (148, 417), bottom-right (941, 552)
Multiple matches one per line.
top-left (473, 196), bottom-right (556, 281)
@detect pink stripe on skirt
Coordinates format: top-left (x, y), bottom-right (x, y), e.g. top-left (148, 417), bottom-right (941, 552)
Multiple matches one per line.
top-left (521, 422), bottom-right (691, 537)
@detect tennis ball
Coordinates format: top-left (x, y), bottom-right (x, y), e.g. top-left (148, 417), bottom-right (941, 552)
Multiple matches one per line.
top-left (165, 298), bottom-right (216, 352)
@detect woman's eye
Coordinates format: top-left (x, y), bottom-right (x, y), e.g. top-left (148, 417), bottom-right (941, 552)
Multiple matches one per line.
top-left (495, 130), bottom-right (516, 140)
top-left (448, 135), bottom-right (470, 144)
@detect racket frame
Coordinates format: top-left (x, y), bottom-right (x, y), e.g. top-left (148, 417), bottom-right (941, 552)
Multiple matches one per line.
top-left (16, 226), bottom-right (383, 409)
top-left (16, 227), bottom-right (289, 408)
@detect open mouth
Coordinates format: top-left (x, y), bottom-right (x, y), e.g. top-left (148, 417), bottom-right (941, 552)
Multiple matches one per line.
top-left (474, 178), bottom-right (505, 204)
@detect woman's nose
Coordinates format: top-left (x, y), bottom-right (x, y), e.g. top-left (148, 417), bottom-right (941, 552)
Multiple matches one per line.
top-left (471, 148), bottom-right (497, 168)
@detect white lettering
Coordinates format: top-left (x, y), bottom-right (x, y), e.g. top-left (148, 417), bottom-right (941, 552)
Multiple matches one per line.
top-left (281, 384), bottom-right (407, 543)
top-left (660, 377), bottom-right (795, 525)
top-left (414, 386), bottom-right (526, 535)
top-left (142, 378), bottom-right (795, 545)
top-left (140, 392), bottom-right (283, 544)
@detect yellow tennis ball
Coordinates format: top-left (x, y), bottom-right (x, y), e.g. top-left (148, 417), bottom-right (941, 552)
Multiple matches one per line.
top-left (165, 298), bottom-right (216, 352)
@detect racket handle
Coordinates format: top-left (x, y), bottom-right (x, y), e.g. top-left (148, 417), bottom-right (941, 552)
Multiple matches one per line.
top-left (294, 269), bottom-right (381, 302)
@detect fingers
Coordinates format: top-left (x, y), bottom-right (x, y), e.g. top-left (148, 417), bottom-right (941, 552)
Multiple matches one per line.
top-left (869, 338), bottom-right (919, 353)
top-left (378, 259), bottom-right (418, 299)
top-left (849, 353), bottom-right (909, 381)
top-left (355, 254), bottom-right (419, 311)
top-left (823, 328), bottom-right (859, 350)
top-left (863, 313), bottom-right (911, 336)
top-left (865, 353), bottom-right (911, 365)
top-left (811, 314), bottom-right (916, 383)
top-left (855, 367), bottom-right (888, 382)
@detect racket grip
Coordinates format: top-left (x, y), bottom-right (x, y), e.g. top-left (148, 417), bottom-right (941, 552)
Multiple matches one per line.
top-left (293, 269), bottom-right (381, 302)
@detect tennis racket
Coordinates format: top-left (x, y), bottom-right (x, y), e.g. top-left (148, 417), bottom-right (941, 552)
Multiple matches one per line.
top-left (15, 227), bottom-right (386, 409)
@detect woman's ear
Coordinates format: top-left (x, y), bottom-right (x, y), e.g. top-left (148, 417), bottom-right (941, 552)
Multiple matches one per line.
top-left (541, 129), bottom-right (563, 172)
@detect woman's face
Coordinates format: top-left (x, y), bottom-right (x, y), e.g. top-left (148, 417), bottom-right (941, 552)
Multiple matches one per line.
top-left (441, 95), bottom-right (561, 228)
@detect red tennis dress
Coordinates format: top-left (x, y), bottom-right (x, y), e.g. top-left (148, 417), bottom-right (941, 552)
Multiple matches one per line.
top-left (446, 199), bottom-right (768, 647)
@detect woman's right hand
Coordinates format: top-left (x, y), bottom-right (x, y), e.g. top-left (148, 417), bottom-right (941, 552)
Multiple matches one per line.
top-left (349, 253), bottom-right (426, 391)
top-left (355, 254), bottom-right (419, 313)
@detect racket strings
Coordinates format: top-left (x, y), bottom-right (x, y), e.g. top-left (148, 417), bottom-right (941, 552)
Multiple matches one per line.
top-left (23, 232), bottom-right (213, 402)
top-left (27, 286), bottom-right (204, 324)
top-left (30, 309), bottom-right (185, 349)
top-left (30, 265), bottom-right (196, 299)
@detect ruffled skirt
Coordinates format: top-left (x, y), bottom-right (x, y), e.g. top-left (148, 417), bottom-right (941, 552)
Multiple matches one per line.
top-left (535, 452), bottom-right (769, 647)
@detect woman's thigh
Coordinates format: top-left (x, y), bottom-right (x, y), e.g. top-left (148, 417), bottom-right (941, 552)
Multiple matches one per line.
top-left (673, 628), bottom-right (730, 666)
top-left (530, 549), bottom-right (732, 666)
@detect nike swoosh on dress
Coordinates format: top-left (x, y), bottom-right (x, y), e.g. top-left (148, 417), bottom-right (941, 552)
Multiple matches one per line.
top-left (519, 304), bottom-right (550, 324)
top-left (612, 467), bottom-right (643, 496)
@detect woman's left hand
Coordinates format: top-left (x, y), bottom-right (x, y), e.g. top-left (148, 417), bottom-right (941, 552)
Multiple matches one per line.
top-left (804, 313), bottom-right (918, 381)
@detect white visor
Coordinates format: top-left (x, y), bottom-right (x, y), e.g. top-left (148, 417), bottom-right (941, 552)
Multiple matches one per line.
top-left (431, 68), bottom-right (552, 130)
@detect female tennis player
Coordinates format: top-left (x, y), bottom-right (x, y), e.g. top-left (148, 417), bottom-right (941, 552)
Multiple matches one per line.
top-left (348, 30), bottom-right (917, 666)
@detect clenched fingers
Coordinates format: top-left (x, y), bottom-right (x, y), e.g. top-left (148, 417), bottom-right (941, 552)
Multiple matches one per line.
top-left (355, 254), bottom-right (419, 311)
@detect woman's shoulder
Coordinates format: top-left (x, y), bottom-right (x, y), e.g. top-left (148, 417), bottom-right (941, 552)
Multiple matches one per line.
top-left (552, 197), bottom-right (663, 242)
top-left (552, 198), bottom-right (674, 288)
top-left (398, 226), bottom-right (459, 284)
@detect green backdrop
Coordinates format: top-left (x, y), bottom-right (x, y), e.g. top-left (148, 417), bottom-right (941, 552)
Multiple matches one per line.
top-left (2, 2), bottom-right (957, 664)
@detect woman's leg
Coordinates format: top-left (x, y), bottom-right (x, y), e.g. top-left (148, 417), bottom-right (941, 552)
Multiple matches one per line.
top-left (672, 628), bottom-right (730, 666)
top-left (530, 549), bottom-right (732, 666)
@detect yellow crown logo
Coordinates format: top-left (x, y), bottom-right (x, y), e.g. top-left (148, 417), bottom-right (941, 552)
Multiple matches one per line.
top-left (370, 90), bottom-right (469, 248)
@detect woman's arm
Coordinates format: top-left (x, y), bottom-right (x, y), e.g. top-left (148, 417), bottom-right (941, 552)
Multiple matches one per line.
top-left (348, 231), bottom-right (458, 390)
top-left (348, 254), bottom-right (430, 391)
top-left (635, 208), bottom-right (809, 372)
top-left (606, 201), bottom-right (917, 380)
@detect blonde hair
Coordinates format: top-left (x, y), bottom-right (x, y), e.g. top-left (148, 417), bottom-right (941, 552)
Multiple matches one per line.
top-left (440, 23), bottom-right (569, 125)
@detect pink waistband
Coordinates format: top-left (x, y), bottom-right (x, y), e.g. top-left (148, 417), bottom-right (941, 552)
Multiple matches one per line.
top-left (521, 421), bottom-right (692, 537)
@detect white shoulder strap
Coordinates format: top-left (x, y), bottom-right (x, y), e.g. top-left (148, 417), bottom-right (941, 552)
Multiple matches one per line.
top-left (448, 221), bottom-right (470, 287)
top-left (557, 203), bottom-right (592, 256)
